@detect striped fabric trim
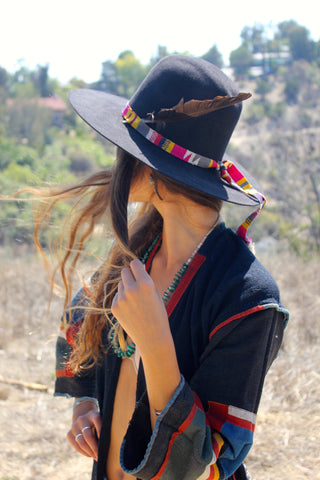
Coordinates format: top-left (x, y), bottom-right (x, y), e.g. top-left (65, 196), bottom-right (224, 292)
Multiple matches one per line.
top-left (122, 104), bottom-right (266, 249)
top-left (228, 406), bottom-right (257, 432)
top-left (197, 462), bottom-right (220, 480)
top-left (192, 393), bottom-right (224, 479)
top-left (199, 435), bottom-right (224, 480)
top-left (166, 253), bottom-right (206, 317)
top-left (150, 403), bottom-right (198, 480)
top-left (123, 104), bottom-right (219, 169)
top-left (207, 401), bottom-right (256, 434)
top-left (56, 367), bottom-right (74, 378)
top-left (209, 302), bottom-right (289, 342)
top-left (197, 399), bottom-right (256, 479)
top-left (209, 305), bottom-right (266, 341)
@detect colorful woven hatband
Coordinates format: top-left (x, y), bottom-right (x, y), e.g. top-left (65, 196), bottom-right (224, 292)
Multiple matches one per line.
top-left (122, 103), bottom-right (266, 250)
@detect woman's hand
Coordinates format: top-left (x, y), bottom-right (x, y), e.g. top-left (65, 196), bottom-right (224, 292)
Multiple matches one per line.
top-left (111, 259), bottom-right (171, 356)
top-left (111, 259), bottom-right (181, 429)
top-left (67, 400), bottom-right (102, 462)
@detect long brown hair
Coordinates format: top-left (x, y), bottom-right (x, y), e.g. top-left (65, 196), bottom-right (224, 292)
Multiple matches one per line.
top-left (35, 148), bottom-right (222, 373)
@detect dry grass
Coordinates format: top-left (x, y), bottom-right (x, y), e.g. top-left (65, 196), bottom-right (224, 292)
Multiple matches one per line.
top-left (0, 247), bottom-right (319, 480)
top-left (245, 250), bottom-right (320, 479)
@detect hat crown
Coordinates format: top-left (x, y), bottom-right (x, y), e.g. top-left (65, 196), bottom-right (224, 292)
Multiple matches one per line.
top-left (130, 55), bottom-right (242, 161)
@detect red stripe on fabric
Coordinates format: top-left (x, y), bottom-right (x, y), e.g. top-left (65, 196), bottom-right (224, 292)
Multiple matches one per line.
top-left (211, 437), bottom-right (221, 464)
top-left (82, 284), bottom-right (92, 296)
top-left (166, 253), bottom-right (206, 317)
top-left (66, 322), bottom-right (82, 347)
top-left (202, 463), bottom-right (220, 480)
top-left (154, 133), bottom-right (162, 146)
top-left (209, 305), bottom-right (266, 341)
top-left (207, 401), bottom-right (255, 434)
top-left (150, 403), bottom-right (198, 480)
top-left (56, 368), bottom-right (74, 378)
top-left (228, 414), bottom-right (255, 432)
top-left (206, 401), bottom-right (229, 432)
top-left (145, 235), bottom-right (162, 272)
top-left (193, 391), bottom-right (205, 411)
top-left (193, 393), bottom-right (224, 464)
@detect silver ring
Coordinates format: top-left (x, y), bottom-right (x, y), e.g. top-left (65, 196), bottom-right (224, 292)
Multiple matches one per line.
top-left (82, 426), bottom-right (91, 432)
top-left (75, 433), bottom-right (83, 441)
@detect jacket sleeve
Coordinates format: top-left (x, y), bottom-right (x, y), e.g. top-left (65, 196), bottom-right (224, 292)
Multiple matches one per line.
top-left (120, 307), bottom-right (287, 480)
top-left (54, 286), bottom-right (97, 398)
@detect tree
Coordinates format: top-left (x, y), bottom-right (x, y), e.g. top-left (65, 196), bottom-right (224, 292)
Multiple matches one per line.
top-left (0, 66), bottom-right (8, 87)
top-left (283, 60), bottom-right (312, 105)
top-left (276, 21), bottom-right (315, 62)
top-left (11, 64), bottom-right (38, 98)
top-left (265, 128), bottom-right (320, 255)
top-left (316, 41), bottom-right (320, 67)
top-left (201, 45), bottom-right (223, 68)
top-left (95, 51), bottom-right (147, 97)
top-left (276, 20), bottom-right (298, 40)
top-left (94, 60), bottom-right (119, 94)
top-left (240, 24), bottom-right (266, 54)
top-left (33, 64), bottom-right (53, 97)
top-left (289, 26), bottom-right (315, 62)
top-left (114, 51), bottom-right (147, 97)
top-left (7, 102), bottom-right (52, 148)
top-left (0, 67), bottom-right (9, 105)
top-left (229, 45), bottom-right (253, 79)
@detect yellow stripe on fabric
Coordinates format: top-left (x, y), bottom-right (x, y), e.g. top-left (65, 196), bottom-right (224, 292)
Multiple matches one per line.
top-left (213, 432), bottom-right (224, 454)
top-left (162, 139), bottom-right (173, 152)
top-left (211, 463), bottom-right (220, 479)
top-left (167, 142), bottom-right (175, 153)
top-left (237, 177), bottom-right (249, 188)
top-left (243, 218), bottom-right (253, 228)
top-left (127, 111), bottom-right (136, 123)
top-left (132, 117), bottom-right (140, 129)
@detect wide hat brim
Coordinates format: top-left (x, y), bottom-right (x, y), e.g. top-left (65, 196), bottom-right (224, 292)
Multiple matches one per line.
top-left (68, 88), bottom-right (261, 207)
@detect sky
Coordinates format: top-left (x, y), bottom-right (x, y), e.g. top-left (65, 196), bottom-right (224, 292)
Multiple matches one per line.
top-left (1, 0), bottom-right (319, 84)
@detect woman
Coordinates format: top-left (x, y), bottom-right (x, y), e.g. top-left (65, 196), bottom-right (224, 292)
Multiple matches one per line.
top-left (53, 55), bottom-right (288, 480)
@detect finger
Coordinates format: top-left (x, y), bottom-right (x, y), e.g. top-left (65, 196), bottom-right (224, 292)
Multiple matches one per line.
top-left (111, 288), bottom-right (121, 315)
top-left (79, 425), bottom-right (98, 460)
top-left (67, 429), bottom-right (92, 458)
top-left (71, 418), bottom-right (98, 460)
top-left (88, 410), bottom-right (102, 439)
top-left (121, 266), bottom-right (136, 287)
top-left (76, 430), bottom-right (97, 460)
top-left (75, 429), bottom-right (96, 458)
top-left (129, 259), bottom-right (149, 282)
top-left (78, 412), bottom-right (101, 459)
top-left (117, 279), bottom-right (125, 296)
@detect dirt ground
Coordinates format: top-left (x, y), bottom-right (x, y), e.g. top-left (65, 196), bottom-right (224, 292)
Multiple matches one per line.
top-left (0, 248), bottom-right (319, 480)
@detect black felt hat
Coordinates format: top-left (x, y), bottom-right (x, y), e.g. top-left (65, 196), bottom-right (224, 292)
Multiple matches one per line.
top-left (68, 55), bottom-right (260, 206)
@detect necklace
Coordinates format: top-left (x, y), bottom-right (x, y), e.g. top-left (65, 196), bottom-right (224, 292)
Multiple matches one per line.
top-left (109, 217), bottom-right (219, 358)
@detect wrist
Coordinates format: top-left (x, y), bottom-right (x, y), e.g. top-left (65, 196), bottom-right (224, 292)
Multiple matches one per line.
top-left (72, 397), bottom-right (99, 423)
top-left (73, 396), bottom-right (99, 411)
top-left (138, 331), bottom-right (175, 360)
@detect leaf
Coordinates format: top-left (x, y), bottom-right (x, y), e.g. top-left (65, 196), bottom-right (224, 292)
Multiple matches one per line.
top-left (153, 92), bottom-right (252, 122)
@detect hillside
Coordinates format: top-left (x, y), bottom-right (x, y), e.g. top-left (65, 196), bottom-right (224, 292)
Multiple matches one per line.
top-left (0, 247), bottom-right (319, 479)
top-left (1, 48), bottom-right (320, 479)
